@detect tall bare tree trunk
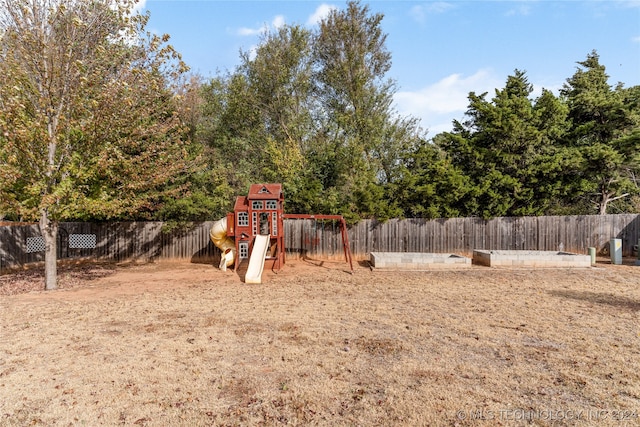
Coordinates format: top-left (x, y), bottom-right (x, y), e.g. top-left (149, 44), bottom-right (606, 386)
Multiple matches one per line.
top-left (39, 209), bottom-right (58, 290)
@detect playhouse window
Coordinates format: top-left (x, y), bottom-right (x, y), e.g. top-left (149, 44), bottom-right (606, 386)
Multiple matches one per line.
top-left (237, 211), bottom-right (249, 227)
top-left (252, 200), bottom-right (263, 210)
top-left (239, 241), bottom-right (249, 259)
top-left (265, 200), bottom-right (277, 210)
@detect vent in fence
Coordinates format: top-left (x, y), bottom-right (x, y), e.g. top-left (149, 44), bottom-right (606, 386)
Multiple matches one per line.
top-left (26, 236), bottom-right (45, 253)
top-left (69, 234), bottom-right (96, 249)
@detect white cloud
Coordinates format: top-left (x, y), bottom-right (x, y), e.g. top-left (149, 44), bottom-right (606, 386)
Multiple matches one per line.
top-left (394, 69), bottom-right (502, 135)
top-left (272, 15), bottom-right (285, 29)
top-left (110, 0), bottom-right (146, 15)
top-left (132, 0), bottom-right (146, 14)
top-left (394, 70), bottom-right (567, 135)
top-left (237, 15), bottom-right (286, 36)
top-left (409, 2), bottom-right (455, 23)
top-left (237, 25), bottom-right (265, 37)
top-left (616, 0), bottom-right (640, 9)
top-left (408, 6), bottom-right (426, 23)
top-left (307, 4), bottom-right (337, 26)
top-left (505, 4), bottom-right (532, 17)
top-left (633, 35), bottom-right (640, 43)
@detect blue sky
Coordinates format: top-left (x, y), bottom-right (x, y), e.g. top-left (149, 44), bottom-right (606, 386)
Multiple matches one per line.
top-left (138, 0), bottom-right (640, 135)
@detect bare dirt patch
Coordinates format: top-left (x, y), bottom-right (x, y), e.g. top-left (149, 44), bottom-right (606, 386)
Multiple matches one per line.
top-left (1, 260), bottom-right (639, 426)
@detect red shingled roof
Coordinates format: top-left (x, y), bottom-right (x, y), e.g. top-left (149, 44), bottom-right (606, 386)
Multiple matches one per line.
top-left (247, 183), bottom-right (283, 200)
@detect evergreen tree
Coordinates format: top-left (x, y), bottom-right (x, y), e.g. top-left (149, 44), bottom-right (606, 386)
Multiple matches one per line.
top-left (394, 140), bottom-right (471, 219)
top-left (438, 71), bottom-right (575, 217)
top-left (561, 51), bottom-right (640, 214)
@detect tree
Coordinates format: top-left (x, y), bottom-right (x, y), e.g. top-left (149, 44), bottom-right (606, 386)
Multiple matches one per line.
top-left (239, 25), bottom-right (315, 209)
top-left (197, 25), bottom-right (314, 209)
top-left (199, 72), bottom-right (263, 195)
top-left (437, 71), bottom-right (576, 218)
top-left (394, 140), bottom-right (471, 219)
top-left (0, 0), bottom-right (190, 289)
top-left (561, 51), bottom-right (640, 214)
top-left (197, 2), bottom-right (421, 222)
top-left (312, 0), bottom-right (416, 221)
top-left (153, 74), bottom-right (236, 228)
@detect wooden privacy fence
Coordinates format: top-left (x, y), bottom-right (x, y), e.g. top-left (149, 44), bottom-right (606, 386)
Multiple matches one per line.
top-left (350, 214), bottom-right (640, 257)
top-left (1, 214), bottom-right (639, 271)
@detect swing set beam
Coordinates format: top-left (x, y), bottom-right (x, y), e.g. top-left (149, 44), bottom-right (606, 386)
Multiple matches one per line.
top-left (283, 214), bottom-right (354, 272)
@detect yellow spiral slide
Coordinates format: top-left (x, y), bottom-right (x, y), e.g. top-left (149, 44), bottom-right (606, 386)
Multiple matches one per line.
top-left (209, 217), bottom-right (236, 270)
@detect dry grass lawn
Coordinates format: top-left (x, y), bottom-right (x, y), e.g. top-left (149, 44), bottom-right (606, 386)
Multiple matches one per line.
top-left (1, 259), bottom-right (639, 426)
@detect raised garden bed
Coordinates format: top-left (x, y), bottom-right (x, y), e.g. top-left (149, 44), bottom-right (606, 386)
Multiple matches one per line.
top-left (472, 250), bottom-right (591, 268)
top-left (370, 252), bottom-right (471, 270)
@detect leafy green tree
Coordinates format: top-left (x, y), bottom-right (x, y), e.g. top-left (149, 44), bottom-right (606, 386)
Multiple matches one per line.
top-left (311, 0), bottom-right (419, 221)
top-left (197, 2), bottom-right (421, 222)
top-left (526, 88), bottom-right (585, 215)
top-left (197, 25), bottom-right (315, 209)
top-left (153, 74), bottom-right (236, 227)
top-left (198, 73), bottom-right (262, 195)
top-left (561, 51), bottom-right (640, 214)
top-left (0, 0), bottom-right (190, 289)
top-left (240, 25), bottom-right (315, 210)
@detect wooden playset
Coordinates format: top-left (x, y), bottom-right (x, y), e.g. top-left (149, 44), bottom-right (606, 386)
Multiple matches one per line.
top-left (210, 183), bottom-right (353, 283)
